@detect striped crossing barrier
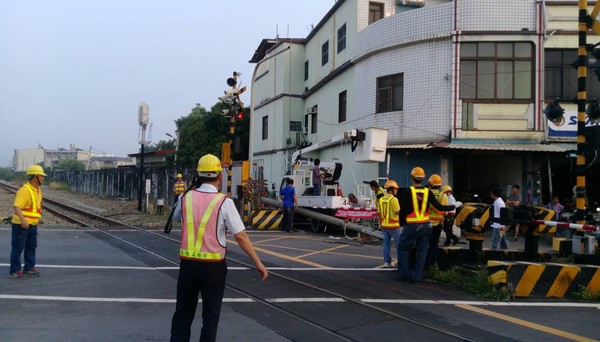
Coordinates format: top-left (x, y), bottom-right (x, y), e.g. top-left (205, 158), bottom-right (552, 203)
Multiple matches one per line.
top-left (251, 210), bottom-right (282, 230)
top-left (487, 260), bottom-right (600, 298)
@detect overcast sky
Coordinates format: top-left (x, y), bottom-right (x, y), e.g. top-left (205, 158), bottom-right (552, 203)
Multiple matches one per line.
top-left (0, 1), bottom-right (334, 167)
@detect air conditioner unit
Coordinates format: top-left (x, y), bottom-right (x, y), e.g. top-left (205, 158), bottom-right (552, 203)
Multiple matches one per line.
top-left (306, 106), bottom-right (317, 115)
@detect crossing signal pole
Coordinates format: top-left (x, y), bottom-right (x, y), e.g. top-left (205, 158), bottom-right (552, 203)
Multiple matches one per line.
top-left (574, 1), bottom-right (600, 225)
top-left (219, 72), bottom-right (246, 197)
top-left (543, 2), bottom-right (600, 227)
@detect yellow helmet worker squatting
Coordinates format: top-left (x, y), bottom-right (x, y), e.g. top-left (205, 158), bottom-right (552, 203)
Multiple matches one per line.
top-left (197, 154), bottom-right (223, 177)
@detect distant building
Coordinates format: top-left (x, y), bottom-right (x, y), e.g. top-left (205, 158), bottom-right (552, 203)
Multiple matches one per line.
top-left (44, 144), bottom-right (94, 171)
top-left (12, 148), bottom-right (45, 172)
top-left (88, 156), bottom-right (135, 170)
top-left (128, 149), bottom-right (175, 167)
top-left (12, 143), bottom-right (129, 171)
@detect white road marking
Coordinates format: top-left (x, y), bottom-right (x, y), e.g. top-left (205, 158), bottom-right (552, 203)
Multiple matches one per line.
top-left (0, 263), bottom-right (394, 271)
top-left (0, 294), bottom-right (597, 308)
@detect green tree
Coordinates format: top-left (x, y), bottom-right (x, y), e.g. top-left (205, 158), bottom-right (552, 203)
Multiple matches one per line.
top-left (0, 167), bottom-right (16, 181)
top-left (56, 159), bottom-right (86, 171)
top-left (173, 101), bottom-right (250, 166)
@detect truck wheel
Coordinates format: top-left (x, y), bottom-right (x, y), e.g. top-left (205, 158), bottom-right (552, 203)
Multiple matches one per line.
top-left (310, 218), bottom-right (325, 233)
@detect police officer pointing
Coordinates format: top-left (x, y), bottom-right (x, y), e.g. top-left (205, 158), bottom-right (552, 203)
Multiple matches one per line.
top-left (170, 154), bottom-right (268, 342)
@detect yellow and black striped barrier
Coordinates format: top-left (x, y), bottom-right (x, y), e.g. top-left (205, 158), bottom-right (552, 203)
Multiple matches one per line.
top-left (251, 210), bottom-right (282, 230)
top-left (488, 260), bottom-right (600, 298)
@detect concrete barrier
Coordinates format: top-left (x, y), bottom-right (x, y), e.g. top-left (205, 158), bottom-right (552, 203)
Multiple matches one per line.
top-left (487, 260), bottom-right (600, 298)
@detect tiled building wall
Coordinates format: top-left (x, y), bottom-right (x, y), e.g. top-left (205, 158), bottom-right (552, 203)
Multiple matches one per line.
top-left (457, 0), bottom-right (536, 31)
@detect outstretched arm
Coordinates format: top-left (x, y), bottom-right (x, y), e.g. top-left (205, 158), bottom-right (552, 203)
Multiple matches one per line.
top-left (234, 231), bottom-right (268, 280)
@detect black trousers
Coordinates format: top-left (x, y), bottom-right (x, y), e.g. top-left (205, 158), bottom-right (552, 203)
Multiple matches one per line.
top-left (170, 259), bottom-right (227, 342)
top-left (281, 207), bottom-right (294, 232)
top-left (424, 223), bottom-right (443, 270)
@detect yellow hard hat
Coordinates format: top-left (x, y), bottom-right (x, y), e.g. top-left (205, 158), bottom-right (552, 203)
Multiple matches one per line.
top-left (197, 154), bottom-right (223, 177)
top-left (384, 180), bottom-right (399, 189)
top-left (410, 167), bottom-right (425, 180)
top-left (26, 165), bottom-right (47, 177)
top-left (428, 174), bottom-right (442, 187)
top-left (176, 173), bottom-right (183, 178)
top-left (442, 185), bottom-right (452, 193)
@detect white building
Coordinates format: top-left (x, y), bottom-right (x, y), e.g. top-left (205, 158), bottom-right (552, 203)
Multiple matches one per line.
top-left (13, 144), bottom-right (116, 171)
top-left (249, 0), bottom-right (599, 203)
top-left (12, 148), bottom-right (45, 172)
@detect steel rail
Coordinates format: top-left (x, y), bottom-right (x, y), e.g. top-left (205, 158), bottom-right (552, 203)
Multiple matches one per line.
top-left (0, 181), bottom-right (472, 340)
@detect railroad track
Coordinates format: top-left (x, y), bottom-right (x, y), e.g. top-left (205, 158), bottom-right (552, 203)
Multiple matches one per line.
top-left (0, 180), bottom-right (475, 341)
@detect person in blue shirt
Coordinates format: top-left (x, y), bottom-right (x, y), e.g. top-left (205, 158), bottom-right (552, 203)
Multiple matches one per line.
top-left (279, 178), bottom-right (298, 232)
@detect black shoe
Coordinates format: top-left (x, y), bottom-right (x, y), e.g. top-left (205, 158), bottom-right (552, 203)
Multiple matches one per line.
top-left (452, 236), bottom-right (459, 246)
top-left (443, 240), bottom-right (451, 247)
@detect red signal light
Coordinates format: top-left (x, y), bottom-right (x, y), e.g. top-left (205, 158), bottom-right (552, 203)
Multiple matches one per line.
top-left (235, 109), bottom-right (245, 120)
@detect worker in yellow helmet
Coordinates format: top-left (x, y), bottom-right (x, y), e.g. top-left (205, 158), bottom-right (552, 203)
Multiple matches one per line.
top-left (441, 185), bottom-right (460, 246)
top-left (380, 180), bottom-right (401, 268)
top-left (172, 173), bottom-right (186, 205)
top-left (170, 154), bottom-right (268, 341)
top-left (9, 165), bottom-right (46, 279)
top-left (397, 167), bottom-right (454, 284)
top-left (424, 174), bottom-right (449, 271)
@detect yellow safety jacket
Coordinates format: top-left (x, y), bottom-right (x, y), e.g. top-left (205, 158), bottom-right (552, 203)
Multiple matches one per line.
top-left (174, 180), bottom-right (186, 195)
top-left (12, 183), bottom-right (42, 225)
top-left (374, 187), bottom-right (385, 212)
top-left (379, 194), bottom-right (400, 229)
top-left (180, 191), bottom-right (227, 261)
top-left (429, 189), bottom-right (447, 224)
top-left (405, 186), bottom-right (430, 224)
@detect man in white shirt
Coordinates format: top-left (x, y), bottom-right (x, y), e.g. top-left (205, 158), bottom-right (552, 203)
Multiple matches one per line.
top-left (490, 189), bottom-right (509, 250)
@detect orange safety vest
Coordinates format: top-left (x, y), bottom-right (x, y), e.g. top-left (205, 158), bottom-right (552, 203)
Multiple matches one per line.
top-left (17, 183), bottom-right (42, 224)
top-left (405, 186), bottom-right (430, 224)
top-left (428, 189), bottom-right (446, 224)
top-left (174, 180), bottom-right (186, 195)
top-left (180, 191), bottom-right (227, 261)
top-left (379, 194), bottom-right (400, 229)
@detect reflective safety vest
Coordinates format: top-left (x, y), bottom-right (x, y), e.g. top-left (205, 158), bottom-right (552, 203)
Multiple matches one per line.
top-left (180, 191), bottom-right (227, 261)
top-left (379, 194), bottom-right (400, 229)
top-left (174, 180), bottom-right (186, 195)
top-left (405, 186), bottom-right (430, 224)
top-left (428, 189), bottom-right (447, 224)
top-left (373, 187), bottom-right (385, 211)
top-left (14, 183), bottom-right (42, 225)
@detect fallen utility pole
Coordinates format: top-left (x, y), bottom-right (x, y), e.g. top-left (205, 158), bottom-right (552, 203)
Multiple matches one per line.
top-left (261, 197), bottom-right (382, 239)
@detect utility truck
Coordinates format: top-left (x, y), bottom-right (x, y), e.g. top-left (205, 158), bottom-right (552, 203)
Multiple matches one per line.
top-left (278, 128), bottom-right (388, 233)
